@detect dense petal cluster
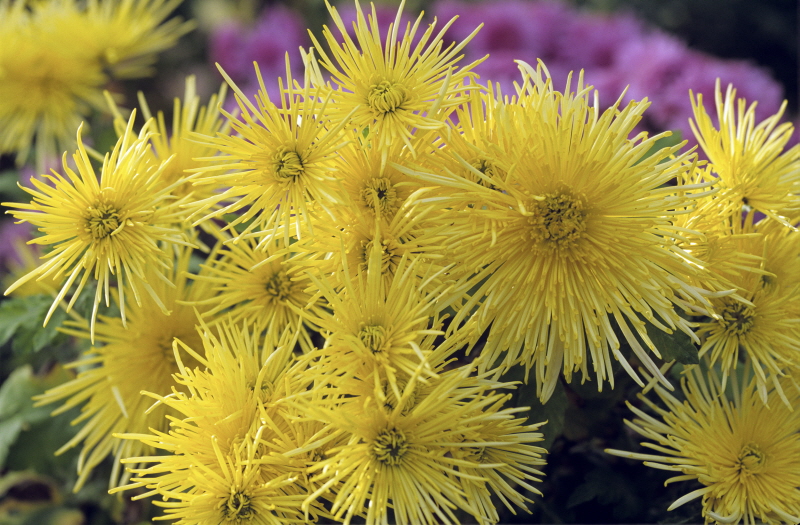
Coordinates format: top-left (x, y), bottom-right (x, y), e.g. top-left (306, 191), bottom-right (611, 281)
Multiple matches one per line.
top-left (0, 0), bottom-right (191, 168)
top-left (8, 1), bottom-right (798, 525)
top-left (607, 360), bottom-right (800, 524)
top-left (3, 114), bottom-right (193, 338)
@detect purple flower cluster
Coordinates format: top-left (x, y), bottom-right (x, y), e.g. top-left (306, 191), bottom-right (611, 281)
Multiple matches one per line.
top-left (209, 4), bottom-right (309, 102)
top-left (434, 0), bottom-right (785, 145)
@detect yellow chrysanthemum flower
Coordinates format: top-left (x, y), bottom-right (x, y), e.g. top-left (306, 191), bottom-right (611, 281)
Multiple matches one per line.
top-left (298, 244), bottom-right (459, 399)
top-left (690, 81), bottom-right (800, 226)
top-left (334, 135), bottom-right (421, 224)
top-left (298, 363), bottom-right (547, 525)
top-left (696, 218), bottom-right (800, 406)
top-left (57, 0), bottom-right (194, 79)
top-left (190, 235), bottom-right (327, 351)
top-left (0, 0), bottom-right (191, 169)
top-left (449, 394), bottom-right (547, 525)
top-left (33, 247), bottom-right (209, 491)
top-left (607, 359), bottom-right (800, 525)
top-left (671, 169), bottom-right (766, 294)
top-left (191, 61), bottom-right (350, 244)
top-left (115, 320), bottom-right (329, 524)
top-left (0, 0), bottom-right (106, 168)
top-left (3, 113), bottom-right (193, 338)
top-left (306, 0), bottom-right (484, 155)
top-left (400, 61), bottom-right (712, 401)
top-left (429, 84), bottom-right (513, 194)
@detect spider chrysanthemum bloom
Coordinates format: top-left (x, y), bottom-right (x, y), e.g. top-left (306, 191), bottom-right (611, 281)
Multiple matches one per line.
top-left (3, 113), bottom-right (193, 338)
top-left (58, 0), bottom-right (194, 79)
top-left (449, 394), bottom-right (547, 525)
top-left (335, 136), bottom-right (420, 224)
top-left (0, 0), bottom-right (106, 168)
top-left (33, 247), bottom-right (209, 491)
top-left (695, 218), bottom-right (800, 406)
top-left (190, 235), bottom-right (327, 351)
top-left (290, 200), bottom-right (450, 295)
top-left (429, 84), bottom-right (513, 195)
top-left (690, 81), bottom-right (800, 226)
top-left (606, 359), bottom-right (800, 525)
top-left (306, 0), bottom-right (485, 155)
top-left (297, 362), bottom-right (547, 525)
top-left (299, 243), bottom-right (456, 398)
top-left (191, 60), bottom-right (350, 244)
top-left (401, 60), bottom-right (712, 401)
top-left (670, 170), bottom-right (766, 294)
top-left (0, 0), bottom-right (191, 169)
top-left (115, 321), bottom-right (326, 524)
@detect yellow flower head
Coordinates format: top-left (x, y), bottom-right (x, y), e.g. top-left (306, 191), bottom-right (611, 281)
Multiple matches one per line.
top-left (671, 168), bottom-right (766, 294)
top-left (696, 218), bottom-right (800, 406)
top-left (607, 359), bottom-right (800, 525)
top-left (33, 246), bottom-right (209, 491)
top-left (190, 235), bottom-right (327, 352)
top-left (299, 242), bottom-right (453, 398)
top-left (401, 60), bottom-right (711, 401)
top-left (114, 320), bottom-right (327, 523)
top-left (298, 363), bottom-right (547, 525)
top-left (3, 113), bottom-right (193, 339)
top-left (60, 0), bottom-right (194, 79)
top-left (0, 0), bottom-right (191, 169)
top-left (191, 60), bottom-right (350, 244)
top-left (307, 0), bottom-right (485, 155)
top-left (0, 0), bottom-right (106, 168)
top-left (690, 81), bottom-right (800, 227)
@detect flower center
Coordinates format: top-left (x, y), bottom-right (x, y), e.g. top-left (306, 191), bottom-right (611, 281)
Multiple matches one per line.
top-left (528, 192), bottom-right (587, 250)
top-left (736, 442), bottom-right (766, 474)
top-left (264, 270), bottom-right (293, 302)
top-left (361, 177), bottom-right (398, 216)
top-left (359, 324), bottom-right (388, 353)
top-left (719, 299), bottom-right (755, 336)
top-left (468, 158), bottom-right (503, 188)
top-left (272, 147), bottom-right (304, 180)
top-left (86, 203), bottom-right (122, 240)
top-left (367, 80), bottom-right (407, 115)
top-left (222, 491), bottom-right (254, 521)
top-left (373, 428), bottom-right (408, 466)
top-left (361, 238), bottom-right (401, 275)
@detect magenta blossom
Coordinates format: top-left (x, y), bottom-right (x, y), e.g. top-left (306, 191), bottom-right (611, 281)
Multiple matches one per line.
top-left (209, 5), bottom-right (308, 103)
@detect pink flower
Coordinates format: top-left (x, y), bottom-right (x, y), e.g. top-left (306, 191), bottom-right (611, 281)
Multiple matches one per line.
top-left (209, 5), bottom-right (308, 103)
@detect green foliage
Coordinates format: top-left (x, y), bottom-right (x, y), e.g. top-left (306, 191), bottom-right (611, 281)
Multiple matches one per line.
top-left (0, 169), bottom-right (28, 202)
top-left (0, 365), bottom-right (73, 468)
top-left (646, 322), bottom-right (700, 365)
top-left (514, 372), bottom-right (568, 450)
top-left (0, 295), bottom-right (69, 354)
top-left (566, 466), bottom-right (643, 520)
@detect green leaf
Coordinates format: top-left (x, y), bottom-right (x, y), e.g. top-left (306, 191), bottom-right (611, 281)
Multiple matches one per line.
top-left (0, 169), bottom-right (28, 202)
top-left (566, 466), bottom-right (642, 519)
top-left (0, 295), bottom-right (68, 354)
top-left (636, 130), bottom-right (683, 165)
top-left (514, 372), bottom-right (568, 450)
top-left (0, 417), bottom-right (25, 466)
top-left (0, 365), bottom-right (73, 469)
top-left (0, 297), bottom-right (41, 347)
top-left (646, 322), bottom-right (699, 365)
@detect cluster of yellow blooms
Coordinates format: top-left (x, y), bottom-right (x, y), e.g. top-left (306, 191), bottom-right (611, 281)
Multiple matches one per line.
top-left (3, 0), bottom-right (800, 524)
